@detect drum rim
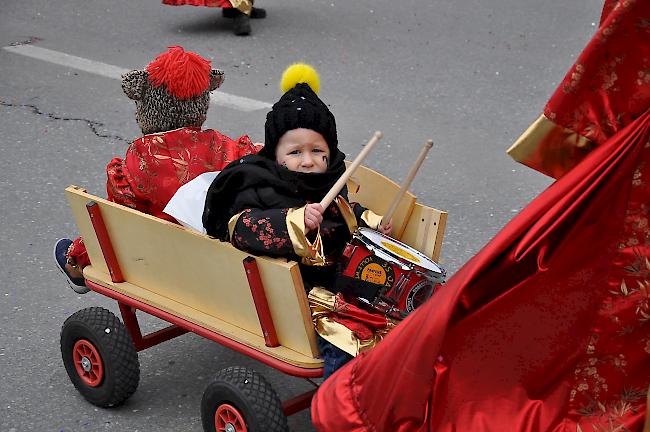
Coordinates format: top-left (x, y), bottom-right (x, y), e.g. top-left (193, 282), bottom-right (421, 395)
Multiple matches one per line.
top-left (356, 227), bottom-right (443, 275)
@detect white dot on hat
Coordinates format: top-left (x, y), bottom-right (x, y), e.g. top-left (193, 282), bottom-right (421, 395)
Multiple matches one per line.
top-left (297, 107), bottom-right (302, 111)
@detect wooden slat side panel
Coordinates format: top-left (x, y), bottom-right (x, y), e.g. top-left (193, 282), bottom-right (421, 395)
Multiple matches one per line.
top-left (432, 211), bottom-right (448, 263)
top-left (64, 186), bottom-right (316, 358)
top-left (345, 163), bottom-right (416, 239)
top-left (253, 257), bottom-right (318, 357)
top-left (288, 265), bottom-right (320, 358)
top-left (401, 203), bottom-right (447, 263)
top-left (83, 267), bottom-right (323, 368)
top-left (342, 166), bottom-right (448, 262)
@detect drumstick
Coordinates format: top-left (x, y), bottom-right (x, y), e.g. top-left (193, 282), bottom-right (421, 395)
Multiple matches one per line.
top-left (381, 139), bottom-right (433, 225)
top-left (320, 131), bottom-right (383, 209)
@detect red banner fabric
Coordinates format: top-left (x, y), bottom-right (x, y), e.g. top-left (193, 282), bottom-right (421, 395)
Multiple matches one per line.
top-left (311, 2), bottom-right (650, 430)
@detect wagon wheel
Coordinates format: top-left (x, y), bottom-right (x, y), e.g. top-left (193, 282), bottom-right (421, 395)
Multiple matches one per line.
top-left (60, 307), bottom-right (140, 407)
top-left (201, 366), bottom-right (289, 432)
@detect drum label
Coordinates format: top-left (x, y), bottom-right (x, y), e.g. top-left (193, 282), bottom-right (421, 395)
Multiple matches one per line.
top-left (355, 256), bottom-right (395, 288)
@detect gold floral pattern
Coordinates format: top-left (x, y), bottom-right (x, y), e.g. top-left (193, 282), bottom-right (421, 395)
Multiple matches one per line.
top-left (569, 138), bottom-right (650, 431)
top-left (509, 0), bottom-right (650, 179)
top-left (107, 127), bottom-right (258, 222)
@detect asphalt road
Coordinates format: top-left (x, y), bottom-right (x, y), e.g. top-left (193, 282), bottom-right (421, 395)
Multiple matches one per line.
top-left (1, 0), bottom-right (602, 430)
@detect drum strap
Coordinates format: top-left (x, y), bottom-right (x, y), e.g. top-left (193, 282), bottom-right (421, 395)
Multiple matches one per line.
top-left (334, 274), bottom-right (383, 304)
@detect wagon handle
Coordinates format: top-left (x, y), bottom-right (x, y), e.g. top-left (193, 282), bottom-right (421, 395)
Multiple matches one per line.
top-left (381, 139), bottom-right (433, 226)
top-left (320, 131), bottom-right (383, 209)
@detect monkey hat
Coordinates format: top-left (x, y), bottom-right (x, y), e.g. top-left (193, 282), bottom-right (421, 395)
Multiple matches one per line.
top-left (260, 63), bottom-right (338, 159)
top-left (121, 46), bottom-right (225, 135)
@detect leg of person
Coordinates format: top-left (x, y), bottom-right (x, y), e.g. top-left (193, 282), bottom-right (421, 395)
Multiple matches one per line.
top-left (316, 335), bottom-right (354, 379)
top-left (54, 238), bottom-right (90, 294)
top-left (223, 4), bottom-right (266, 19)
top-left (249, 4), bottom-right (266, 19)
top-left (232, 10), bottom-right (251, 36)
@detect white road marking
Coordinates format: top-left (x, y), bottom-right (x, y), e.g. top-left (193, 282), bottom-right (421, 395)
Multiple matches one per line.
top-left (3, 44), bottom-right (272, 112)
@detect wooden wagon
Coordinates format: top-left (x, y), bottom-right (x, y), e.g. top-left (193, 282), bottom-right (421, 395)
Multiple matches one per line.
top-left (60, 163), bottom-right (447, 432)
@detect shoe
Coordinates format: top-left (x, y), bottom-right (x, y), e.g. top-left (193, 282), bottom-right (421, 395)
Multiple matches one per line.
top-left (250, 7), bottom-right (266, 19)
top-left (223, 7), bottom-right (266, 19)
top-left (54, 238), bottom-right (90, 294)
top-left (233, 13), bottom-right (251, 36)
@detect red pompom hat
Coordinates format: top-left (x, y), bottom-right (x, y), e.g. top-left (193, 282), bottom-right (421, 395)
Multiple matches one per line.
top-left (146, 46), bottom-right (211, 100)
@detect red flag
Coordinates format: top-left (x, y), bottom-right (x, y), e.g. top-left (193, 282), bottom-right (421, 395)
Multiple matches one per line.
top-left (311, 2), bottom-right (650, 431)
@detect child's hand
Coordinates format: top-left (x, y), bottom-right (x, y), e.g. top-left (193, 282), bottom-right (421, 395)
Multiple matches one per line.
top-left (378, 218), bottom-right (393, 236)
top-left (304, 203), bottom-right (324, 232)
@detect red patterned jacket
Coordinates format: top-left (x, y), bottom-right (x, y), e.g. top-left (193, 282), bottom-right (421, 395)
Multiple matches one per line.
top-left (106, 127), bottom-right (259, 222)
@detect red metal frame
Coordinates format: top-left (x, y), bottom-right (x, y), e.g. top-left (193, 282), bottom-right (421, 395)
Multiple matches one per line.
top-left (282, 387), bottom-right (318, 416)
top-left (87, 201), bottom-right (124, 283)
top-left (118, 303), bottom-right (188, 352)
top-left (243, 257), bottom-right (280, 348)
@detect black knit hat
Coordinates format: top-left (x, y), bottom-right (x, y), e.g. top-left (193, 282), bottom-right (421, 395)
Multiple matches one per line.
top-left (261, 83), bottom-right (338, 158)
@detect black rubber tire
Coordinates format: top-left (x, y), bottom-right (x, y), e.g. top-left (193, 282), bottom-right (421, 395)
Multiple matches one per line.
top-left (201, 366), bottom-right (289, 432)
top-left (60, 307), bottom-right (140, 407)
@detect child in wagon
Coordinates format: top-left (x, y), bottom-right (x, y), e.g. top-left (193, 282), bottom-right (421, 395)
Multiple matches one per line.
top-left (202, 64), bottom-right (395, 377)
top-left (54, 46), bottom-right (259, 293)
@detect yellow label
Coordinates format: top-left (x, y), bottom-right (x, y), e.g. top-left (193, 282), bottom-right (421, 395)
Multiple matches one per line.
top-left (360, 263), bottom-right (387, 284)
top-left (381, 241), bottom-right (420, 263)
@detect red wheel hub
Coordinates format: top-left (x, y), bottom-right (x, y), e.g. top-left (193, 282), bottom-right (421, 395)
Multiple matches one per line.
top-left (215, 403), bottom-right (247, 432)
top-left (72, 339), bottom-right (104, 387)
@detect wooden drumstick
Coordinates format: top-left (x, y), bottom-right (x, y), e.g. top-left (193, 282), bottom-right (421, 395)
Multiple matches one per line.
top-left (381, 139), bottom-right (433, 225)
top-left (320, 131), bottom-right (383, 209)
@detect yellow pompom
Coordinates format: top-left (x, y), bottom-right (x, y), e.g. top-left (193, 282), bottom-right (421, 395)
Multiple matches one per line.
top-left (280, 63), bottom-right (320, 94)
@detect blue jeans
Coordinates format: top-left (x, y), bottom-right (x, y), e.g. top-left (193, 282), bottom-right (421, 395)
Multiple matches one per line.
top-left (317, 335), bottom-right (353, 379)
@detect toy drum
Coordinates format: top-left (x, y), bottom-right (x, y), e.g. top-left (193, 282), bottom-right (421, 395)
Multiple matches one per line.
top-left (335, 227), bottom-right (445, 319)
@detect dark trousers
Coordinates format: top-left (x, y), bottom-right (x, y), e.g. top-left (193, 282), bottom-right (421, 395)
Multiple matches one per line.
top-left (316, 335), bottom-right (354, 379)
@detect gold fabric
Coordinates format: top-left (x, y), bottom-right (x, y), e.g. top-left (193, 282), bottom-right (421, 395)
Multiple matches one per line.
top-left (286, 206), bottom-right (326, 266)
top-left (229, 0), bottom-right (252, 14)
top-left (285, 196), bottom-right (385, 266)
top-left (360, 209), bottom-right (383, 230)
top-left (507, 114), bottom-right (595, 179)
top-left (334, 195), bottom-right (358, 234)
top-left (227, 211), bottom-right (245, 239)
top-left (308, 287), bottom-right (395, 357)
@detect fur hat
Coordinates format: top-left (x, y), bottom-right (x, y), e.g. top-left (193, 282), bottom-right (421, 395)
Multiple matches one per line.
top-left (261, 63), bottom-right (337, 158)
top-left (121, 46), bottom-right (225, 135)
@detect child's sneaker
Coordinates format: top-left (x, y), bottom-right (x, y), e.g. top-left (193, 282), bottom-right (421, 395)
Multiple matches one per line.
top-left (53, 238), bottom-right (89, 294)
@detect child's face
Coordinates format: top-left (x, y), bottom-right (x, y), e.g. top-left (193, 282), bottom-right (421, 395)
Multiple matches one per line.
top-left (275, 128), bottom-right (330, 173)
